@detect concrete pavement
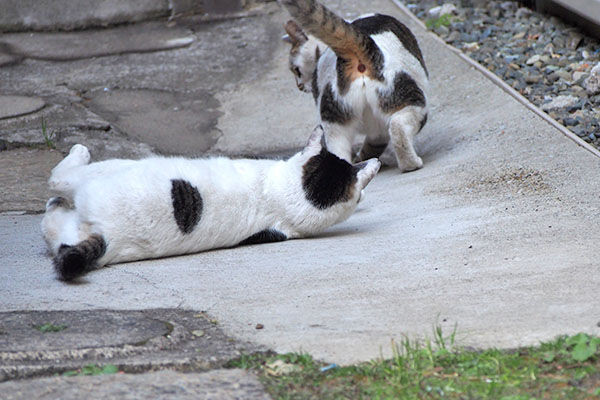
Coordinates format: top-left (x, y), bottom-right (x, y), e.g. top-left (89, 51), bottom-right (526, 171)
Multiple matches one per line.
top-left (1, 0), bottom-right (599, 391)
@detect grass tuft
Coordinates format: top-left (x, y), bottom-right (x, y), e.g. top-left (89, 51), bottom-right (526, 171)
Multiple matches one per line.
top-left (35, 323), bottom-right (68, 333)
top-left (41, 117), bottom-right (57, 149)
top-left (425, 14), bottom-right (454, 30)
top-left (62, 364), bottom-right (119, 377)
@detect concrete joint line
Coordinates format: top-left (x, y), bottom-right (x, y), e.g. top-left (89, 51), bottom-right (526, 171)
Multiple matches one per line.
top-left (391, 0), bottom-right (600, 160)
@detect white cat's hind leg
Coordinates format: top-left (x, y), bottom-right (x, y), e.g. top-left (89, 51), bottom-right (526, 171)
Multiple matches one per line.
top-left (49, 144), bottom-right (91, 195)
top-left (41, 197), bottom-right (83, 255)
top-left (388, 107), bottom-right (426, 172)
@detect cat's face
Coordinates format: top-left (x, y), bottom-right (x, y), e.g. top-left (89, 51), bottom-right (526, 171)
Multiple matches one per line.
top-left (283, 20), bottom-right (320, 94)
top-left (286, 125), bottom-right (380, 235)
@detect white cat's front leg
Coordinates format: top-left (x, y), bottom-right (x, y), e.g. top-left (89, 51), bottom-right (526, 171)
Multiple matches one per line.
top-left (322, 123), bottom-right (356, 162)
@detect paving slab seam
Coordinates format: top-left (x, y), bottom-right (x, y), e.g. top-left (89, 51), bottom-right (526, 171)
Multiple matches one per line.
top-left (392, 0), bottom-right (600, 160)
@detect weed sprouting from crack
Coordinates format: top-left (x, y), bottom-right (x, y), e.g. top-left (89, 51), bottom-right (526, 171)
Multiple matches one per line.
top-left (41, 117), bottom-right (57, 150)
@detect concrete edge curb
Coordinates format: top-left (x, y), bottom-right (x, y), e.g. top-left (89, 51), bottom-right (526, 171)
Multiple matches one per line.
top-left (391, 0), bottom-right (600, 160)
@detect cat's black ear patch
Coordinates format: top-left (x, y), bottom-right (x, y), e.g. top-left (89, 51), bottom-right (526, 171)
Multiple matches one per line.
top-left (171, 179), bottom-right (203, 234)
top-left (239, 229), bottom-right (287, 246)
top-left (320, 83), bottom-right (352, 125)
top-left (302, 148), bottom-right (357, 209)
top-left (378, 72), bottom-right (426, 113)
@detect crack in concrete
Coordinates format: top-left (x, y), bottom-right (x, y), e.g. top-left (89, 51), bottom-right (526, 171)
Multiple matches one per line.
top-left (119, 269), bottom-right (187, 306)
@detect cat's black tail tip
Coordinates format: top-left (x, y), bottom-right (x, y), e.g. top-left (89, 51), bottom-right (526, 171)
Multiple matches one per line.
top-left (53, 244), bottom-right (88, 281)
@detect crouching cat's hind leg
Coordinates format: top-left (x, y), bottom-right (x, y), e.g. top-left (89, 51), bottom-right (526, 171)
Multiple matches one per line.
top-left (388, 108), bottom-right (426, 172)
top-left (48, 144), bottom-right (91, 196)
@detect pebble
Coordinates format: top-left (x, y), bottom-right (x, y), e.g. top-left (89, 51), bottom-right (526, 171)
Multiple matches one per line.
top-left (404, 0), bottom-right (600, 149)
top-left (541, 95), bottom-right (580, 111)
top-left (584, 74), bottom-right (600, 95)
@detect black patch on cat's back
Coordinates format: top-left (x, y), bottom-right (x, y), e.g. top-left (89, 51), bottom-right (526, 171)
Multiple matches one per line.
top-left (352, 14), bottom-right (428, 77)
top-left (379, 72), bottom-right (426, 113)
top-left (171, 179), bottom-right (203, 234)
top-left (320, 83), bottom-right (352, 125)
top-left (302, 148), bottom-right (357, 209)
top-left (239, 229), bottom-right (287, 246)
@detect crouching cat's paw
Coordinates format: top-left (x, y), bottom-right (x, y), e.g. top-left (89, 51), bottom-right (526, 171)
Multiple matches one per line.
top-left (397, 155), bottom-right (423, 173)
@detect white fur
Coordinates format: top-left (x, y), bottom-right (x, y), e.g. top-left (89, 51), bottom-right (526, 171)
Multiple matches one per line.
top-left (41, 129), bottom-right (380, 268)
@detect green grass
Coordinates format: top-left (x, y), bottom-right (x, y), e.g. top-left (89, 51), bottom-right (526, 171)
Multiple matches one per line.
top-left (227, 331), bottom-right (600, 399)
top-left (425, 14), bottom-right (454, 30)
top-left (34, 323), bottom-right (68, 333)
top-left (41, 117), bottom-right (57, 149)
top-left (62, 364), bottom-right (119, 377)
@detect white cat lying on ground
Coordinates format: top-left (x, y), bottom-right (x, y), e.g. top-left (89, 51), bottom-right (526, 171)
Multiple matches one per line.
top-left (42, 126), bottom-right (380, 281)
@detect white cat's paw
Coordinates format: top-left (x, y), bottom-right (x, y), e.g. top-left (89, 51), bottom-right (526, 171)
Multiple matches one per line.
top-left (68, 144), bottom-right (91, 165)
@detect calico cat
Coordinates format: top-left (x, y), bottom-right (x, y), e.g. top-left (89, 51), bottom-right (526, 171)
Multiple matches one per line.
top-left (280, 0), bottom-right (429, 172)
top-left (41, 126), bottom-right (380, 281)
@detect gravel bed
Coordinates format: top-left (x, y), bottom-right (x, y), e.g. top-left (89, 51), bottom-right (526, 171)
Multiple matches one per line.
top-left (401, 0), bottom-right (600, 149)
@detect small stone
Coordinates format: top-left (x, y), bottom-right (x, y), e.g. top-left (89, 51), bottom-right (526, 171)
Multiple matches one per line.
top-left (564, 117), bottom-right (579, 126)
top-left (525, 73), bottom-right (541, 84)
top-left (446, 31), bottom-right (460, 42)
top-left (434, 25), bottom-right (450, 36)
top-left (526, 54), bottom-right (541, 65)
top-left (463, 42), bottom-right (480, 52)
top-left (573, 71), bottom-right (589, 83)
top-left (556, 70), bottom-right (572, 81)
top-left (192, 330), bottom-right (205, 337)
top-left (567, 32), bottom-right (584, 50)
top-left (584, 74), bottom-right (600, 95)
top-left (541, 95), bottom-right (579, 111)
top-left (428, 3), bottom-right (457, 18)
top-left (516, 7), bottom-right (532, 19)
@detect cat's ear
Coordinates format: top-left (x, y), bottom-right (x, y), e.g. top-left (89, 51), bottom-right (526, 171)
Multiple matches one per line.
top-left (304, 124), bottom-right (326, 153)
top-left (354, 158), bottom-right (381, 190)
top-left (284, 20), bottom-right (308, 46)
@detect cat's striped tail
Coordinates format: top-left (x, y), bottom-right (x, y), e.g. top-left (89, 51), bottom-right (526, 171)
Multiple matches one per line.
top-left (53, 234), bottom-right (107, 281)
top-left (280, 0), bottom-right (376, 72)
